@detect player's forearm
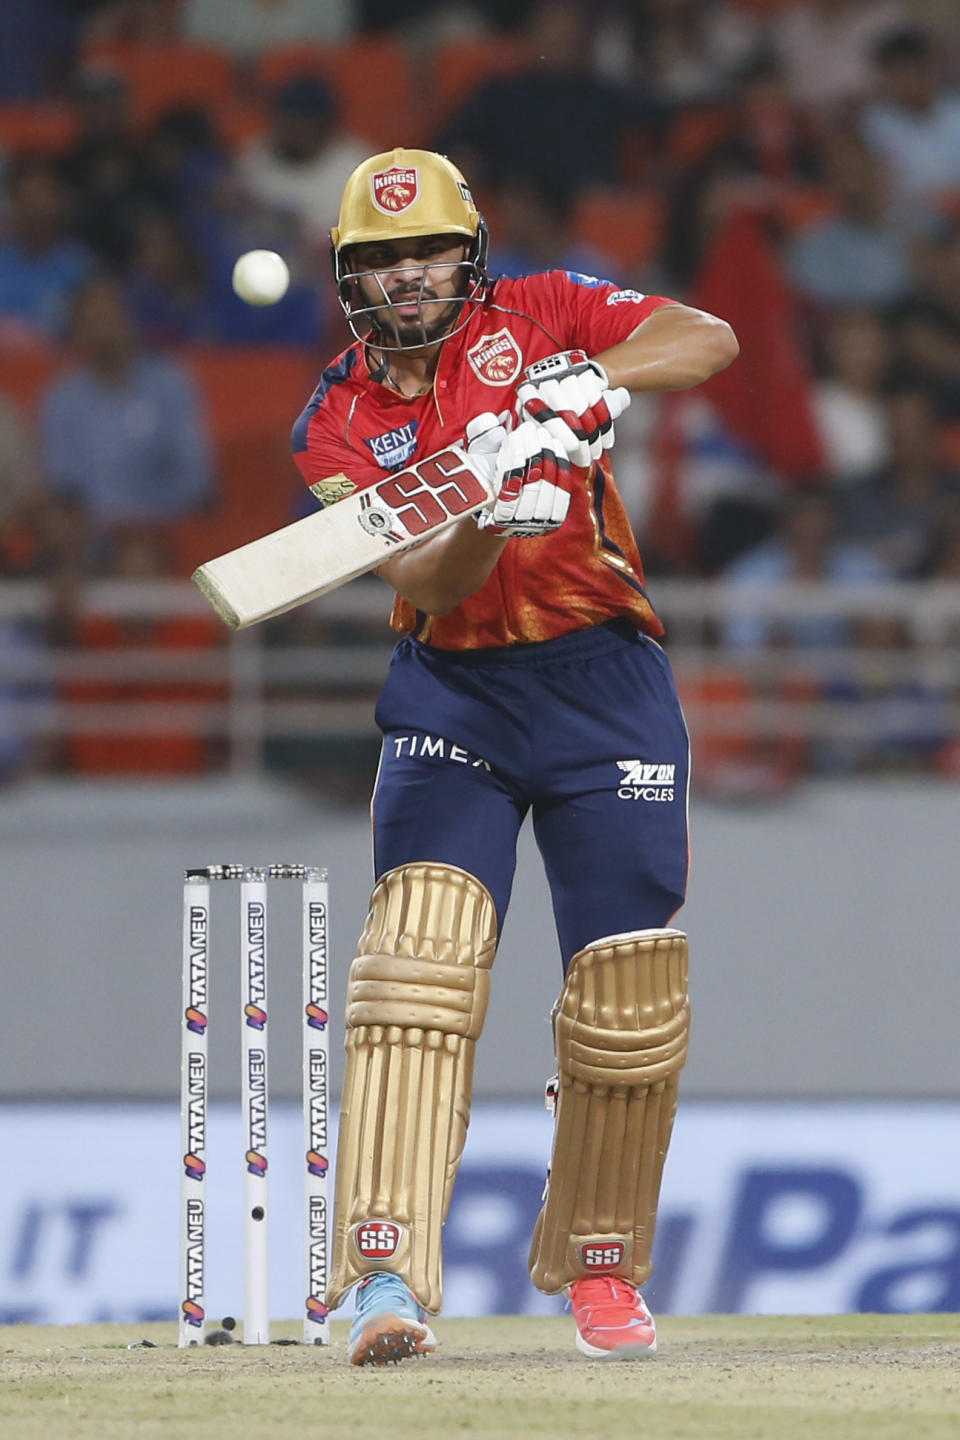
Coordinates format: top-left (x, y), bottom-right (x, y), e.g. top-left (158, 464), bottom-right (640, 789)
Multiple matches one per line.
top-left (378, 516), bottom-right (509, 615)
top-left (594, 303), bottom-right (739, 392)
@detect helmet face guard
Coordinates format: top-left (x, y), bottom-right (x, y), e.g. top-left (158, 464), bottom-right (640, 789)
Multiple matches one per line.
top-left (330, 147), bottom-right (489, 351)
top-left (331, 219), bottom-right (489, 349)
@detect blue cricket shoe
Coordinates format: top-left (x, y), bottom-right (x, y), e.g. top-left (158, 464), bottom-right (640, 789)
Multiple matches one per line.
top-left (347, 1273), bottom-right (438, 1366)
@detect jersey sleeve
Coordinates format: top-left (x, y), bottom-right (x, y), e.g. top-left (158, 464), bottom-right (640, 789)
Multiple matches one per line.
top-left (293, 420), bottom-right (384, 505)
top-left (291, 380), bottom-right (383, 508)
top-left (509, 270), bottom-right (675, 358)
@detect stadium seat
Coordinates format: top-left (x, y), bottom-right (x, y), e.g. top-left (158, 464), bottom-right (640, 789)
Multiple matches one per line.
top-left (571, 188), bottom-right (665, 275)
top-left (256, 39), bottom-right (412, 149)
top-left (173, 347), bottom-right (319, 573)
top-left (0, 103), bottom-right (78, 157)
top-left (0, 346), bottom-right (64, 412)
top-left (80, 42), bottom-right (236, 128)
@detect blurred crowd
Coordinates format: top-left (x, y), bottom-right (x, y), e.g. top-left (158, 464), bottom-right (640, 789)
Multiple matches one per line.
top-left (2, 0), bottom-right (960, 790)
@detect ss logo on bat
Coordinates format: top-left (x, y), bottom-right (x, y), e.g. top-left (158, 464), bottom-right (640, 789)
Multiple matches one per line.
top-left (373, 449), bottom-right (487, 537)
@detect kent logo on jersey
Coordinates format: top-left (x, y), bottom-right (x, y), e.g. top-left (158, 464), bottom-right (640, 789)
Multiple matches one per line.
top-left (365, 420), bottom-right (420, 470)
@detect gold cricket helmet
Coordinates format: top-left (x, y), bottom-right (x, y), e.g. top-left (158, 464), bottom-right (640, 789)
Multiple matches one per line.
top-left (332, 146), bottom-right (481, 248)
top-left (330, 147), bottom-right (489, 347)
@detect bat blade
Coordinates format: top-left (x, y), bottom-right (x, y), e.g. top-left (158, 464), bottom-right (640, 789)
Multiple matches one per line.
top-left (192, 444), bottom-right (492, 629)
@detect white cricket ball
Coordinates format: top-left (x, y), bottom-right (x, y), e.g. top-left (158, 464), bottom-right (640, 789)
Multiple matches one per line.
top-left (232, 249), bottom-right (290, 306)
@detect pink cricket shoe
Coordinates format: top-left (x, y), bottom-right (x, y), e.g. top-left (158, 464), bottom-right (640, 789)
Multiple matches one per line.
top-left (568, 1276), bottom-right (658, 1359)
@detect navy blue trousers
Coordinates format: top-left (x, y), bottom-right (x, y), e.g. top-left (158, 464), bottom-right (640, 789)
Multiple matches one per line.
top-left (372, 619), bottom-right (690, 970)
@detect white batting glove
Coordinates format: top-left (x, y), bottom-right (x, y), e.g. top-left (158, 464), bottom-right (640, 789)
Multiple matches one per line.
top-left (517, 349), bottom-right (631, 469)
top-left (469, 416), bottom-right (572, 538)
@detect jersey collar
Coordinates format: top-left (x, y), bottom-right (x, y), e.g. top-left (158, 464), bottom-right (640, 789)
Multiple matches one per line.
top-left (355, 294), bottom-right (493, 407)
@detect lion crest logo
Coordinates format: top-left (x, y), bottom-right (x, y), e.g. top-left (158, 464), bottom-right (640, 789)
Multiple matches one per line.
top-left (466, 329), bottom-right (523, 387)
top-left (371, 166), bottom-right (419, 215)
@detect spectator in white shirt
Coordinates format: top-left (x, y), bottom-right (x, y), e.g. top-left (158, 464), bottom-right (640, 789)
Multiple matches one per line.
top-left (862, 26), bottom-right (960, 229)
top-left (771, 0), bottom-right (906, 116)
top-left (813, 310), bottom-right (892, 485)
top-left (627, 0), bottom-right (761, 107)
top-left (235, 74), bottom-right (368, 244)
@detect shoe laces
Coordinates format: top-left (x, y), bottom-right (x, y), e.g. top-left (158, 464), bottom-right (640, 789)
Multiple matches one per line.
top-left (572, 1275), bottom-right (640, 1309)
top-left (355, 1272), bottom-right (422, 1320)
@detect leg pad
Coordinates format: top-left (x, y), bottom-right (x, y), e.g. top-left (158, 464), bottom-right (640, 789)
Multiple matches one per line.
top-left (528, 928), bottom-right (689, 1294)
top-left (328, 863), bottom-right (497, 1314)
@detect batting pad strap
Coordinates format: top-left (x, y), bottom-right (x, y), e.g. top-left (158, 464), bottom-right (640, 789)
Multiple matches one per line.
top-left (328, 863), bottom-right (498, 1314)
top-left (346, 955), bottom-right (490, 1039)
top-left (528, 929), bottom-right (689, 1295)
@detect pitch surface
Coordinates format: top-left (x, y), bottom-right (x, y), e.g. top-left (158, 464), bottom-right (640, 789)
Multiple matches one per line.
top-left (1, 1315), bottom-right (958, 1439)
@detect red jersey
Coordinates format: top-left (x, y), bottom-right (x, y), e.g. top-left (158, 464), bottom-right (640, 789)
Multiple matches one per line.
top-left (292, 270), bottom-right (671, 649)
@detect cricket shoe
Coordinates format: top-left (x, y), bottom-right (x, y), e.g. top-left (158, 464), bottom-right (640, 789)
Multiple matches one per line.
top-left (569, 1276), bottom-right (658, 1360)
top-left (347, 1273), bottom-right (437, 1366)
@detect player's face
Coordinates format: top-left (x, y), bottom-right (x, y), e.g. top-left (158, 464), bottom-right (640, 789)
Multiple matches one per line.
top-left (350, 234), bottom-right (469, 346)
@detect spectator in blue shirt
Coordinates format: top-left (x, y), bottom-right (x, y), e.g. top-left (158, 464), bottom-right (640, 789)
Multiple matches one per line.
top-left (0, 156), bottom-right (93, 342)
top-left (787, 133), bottom-right (913, 309)
top-left (839, 388), bottom-right (960, 577)
top-left (40, 277), bottom-right (214, 565)
top-left (721, 488), bottom-right (891, 651)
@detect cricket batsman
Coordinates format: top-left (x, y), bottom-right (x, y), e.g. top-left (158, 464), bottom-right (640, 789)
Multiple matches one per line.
top-left (293, 148), bottom-right (738, 1364)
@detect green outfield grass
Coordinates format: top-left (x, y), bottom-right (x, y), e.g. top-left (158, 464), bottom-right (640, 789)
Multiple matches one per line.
top-left (1, 1314), bottom-right (958, 1440)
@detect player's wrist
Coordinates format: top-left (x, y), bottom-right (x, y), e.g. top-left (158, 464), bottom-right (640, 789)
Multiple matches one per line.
top-left (522, 349), bottom-right (609, 391)
top-left (473, 512), bottom-right (508, 537)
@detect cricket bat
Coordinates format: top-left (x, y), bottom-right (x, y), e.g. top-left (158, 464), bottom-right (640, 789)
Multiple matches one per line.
top-left (193, 444), bottom-right (493, 629)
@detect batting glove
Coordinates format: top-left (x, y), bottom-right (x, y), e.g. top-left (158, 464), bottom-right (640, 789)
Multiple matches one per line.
top-left (468, 415), bottom-right (572, 538)
top-left (517, 349), bottom-right (631, 470)
top-left (464, 410), bottom-right (510, 485)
